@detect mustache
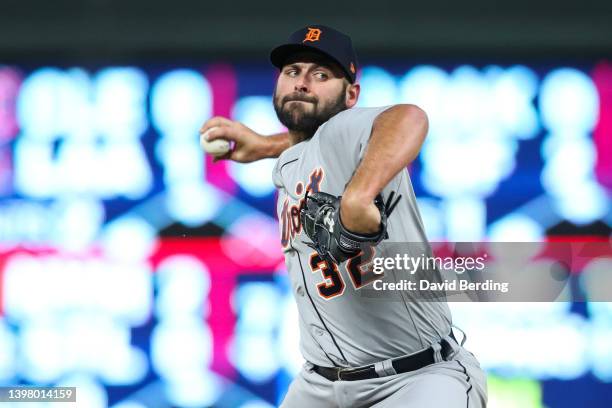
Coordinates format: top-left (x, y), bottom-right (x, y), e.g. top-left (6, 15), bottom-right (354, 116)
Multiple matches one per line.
top-left (282, 94), bottom-right (318, 105)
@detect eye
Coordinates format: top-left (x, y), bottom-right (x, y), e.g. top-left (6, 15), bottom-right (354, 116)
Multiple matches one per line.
top-left (314, 71), bottom-right (328, 80)
top-left (284, 68), bottom-right (298, 77)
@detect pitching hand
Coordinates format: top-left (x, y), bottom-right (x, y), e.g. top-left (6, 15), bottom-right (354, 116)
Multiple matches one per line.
top-left (200, 116), bottom-right (268, 163)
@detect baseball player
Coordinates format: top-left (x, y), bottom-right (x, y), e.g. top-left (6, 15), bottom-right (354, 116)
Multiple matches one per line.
top-left (202, 25), bottom-right (487, 408)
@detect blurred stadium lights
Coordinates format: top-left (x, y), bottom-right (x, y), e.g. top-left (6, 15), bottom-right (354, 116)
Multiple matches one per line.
top-left (15, 67), bottom-right (152, 199)
top-left (151, 69), bottom-right (216, 227)
top-left (229, 96), bottom-right (284, 197)
top-left (357, 66), bottom-right (398, 107)
top-left (229, 282), bottom-right (282, 383)
top-left (0, 61), bottom-right (610, 407)
top-left (540, 68), bottom-right (607, 225)
top-left (487, 376), bottom-right (543, 408)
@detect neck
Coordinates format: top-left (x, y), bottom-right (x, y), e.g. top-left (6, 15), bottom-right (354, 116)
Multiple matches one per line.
top-left (288, 130), bottom-right (313, 146)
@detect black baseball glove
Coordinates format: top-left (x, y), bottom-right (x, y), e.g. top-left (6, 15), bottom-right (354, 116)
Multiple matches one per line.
top-left (300, 190), bottom-right (402, 266)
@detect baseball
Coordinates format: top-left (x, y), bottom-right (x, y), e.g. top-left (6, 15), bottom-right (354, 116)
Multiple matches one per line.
top-left (200, 126), bottom-right (231, 156)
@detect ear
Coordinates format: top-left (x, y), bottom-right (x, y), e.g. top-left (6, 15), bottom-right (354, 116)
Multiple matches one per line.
top-left (345, 83), bottom-right (360, 108)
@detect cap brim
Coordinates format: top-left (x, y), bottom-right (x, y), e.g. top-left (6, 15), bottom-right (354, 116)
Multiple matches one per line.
top-left (270, 43), bottom-right (354, 83)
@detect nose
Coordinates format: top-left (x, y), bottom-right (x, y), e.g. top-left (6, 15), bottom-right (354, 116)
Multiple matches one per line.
top-left (294, 73), bottom-right (310, 93)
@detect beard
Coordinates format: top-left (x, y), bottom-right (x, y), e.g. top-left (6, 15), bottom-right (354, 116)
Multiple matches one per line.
top-left (273, 85), bottom-right (348, 139)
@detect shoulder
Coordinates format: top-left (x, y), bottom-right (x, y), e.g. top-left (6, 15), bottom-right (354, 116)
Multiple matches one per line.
top-left (273, 141), bottom-right (307, 181)
top-left (315, 106), bottom-right (395, 143)
top-left (325, 105), bottom-right (395, 127)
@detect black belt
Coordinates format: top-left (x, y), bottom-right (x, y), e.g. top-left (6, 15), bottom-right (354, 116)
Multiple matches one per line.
top-left (312, 332), bottom-right (457, 382)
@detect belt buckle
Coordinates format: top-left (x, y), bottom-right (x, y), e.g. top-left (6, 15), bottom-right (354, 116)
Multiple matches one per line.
top-left (336, 367), bottom-right (349, 381)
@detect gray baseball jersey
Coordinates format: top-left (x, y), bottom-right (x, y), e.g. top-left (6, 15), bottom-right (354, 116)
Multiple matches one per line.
top-left (272, 105), bottom-right (453, 369)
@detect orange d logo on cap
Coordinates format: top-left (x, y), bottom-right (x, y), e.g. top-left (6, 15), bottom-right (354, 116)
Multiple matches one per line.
top-left (303, 27), bottom-right (322, 42)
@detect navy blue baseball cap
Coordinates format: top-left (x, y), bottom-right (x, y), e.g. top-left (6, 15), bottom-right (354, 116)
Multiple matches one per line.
top-left (270, 25), bottom-right (358, 83)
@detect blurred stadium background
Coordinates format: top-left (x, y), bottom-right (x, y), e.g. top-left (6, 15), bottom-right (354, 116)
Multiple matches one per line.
top-left (1, 0), bottom-right (612, 407)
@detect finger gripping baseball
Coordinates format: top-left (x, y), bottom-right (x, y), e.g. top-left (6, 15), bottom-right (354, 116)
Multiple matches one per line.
top-left (300, 190), bottom-right (402, 265)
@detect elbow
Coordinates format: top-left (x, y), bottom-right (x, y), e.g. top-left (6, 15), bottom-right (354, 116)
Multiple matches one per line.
top-left (391, 104), bottom-right (429, 163)
top-left (395, 104), bottom-right (429, 140)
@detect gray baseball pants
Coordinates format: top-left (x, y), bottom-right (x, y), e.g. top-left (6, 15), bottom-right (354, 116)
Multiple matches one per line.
top-left (280, 342), bottom-right (487, 408)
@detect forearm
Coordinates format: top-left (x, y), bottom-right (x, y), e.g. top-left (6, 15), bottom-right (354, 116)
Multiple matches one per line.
top-left (340, 104), bottom-right (428, 233)
top-left (262, 132), bottom-right (291, 158)
top-left (344, 104), bottom-right (428, 202)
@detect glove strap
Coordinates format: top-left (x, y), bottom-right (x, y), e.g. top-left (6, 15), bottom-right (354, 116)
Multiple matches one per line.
top-left (336, 212), bottom-right (385, 254)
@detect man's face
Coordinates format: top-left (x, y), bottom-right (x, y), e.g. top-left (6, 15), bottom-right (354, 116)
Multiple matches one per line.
top-left (273, 52), bottom-right (359, 137)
